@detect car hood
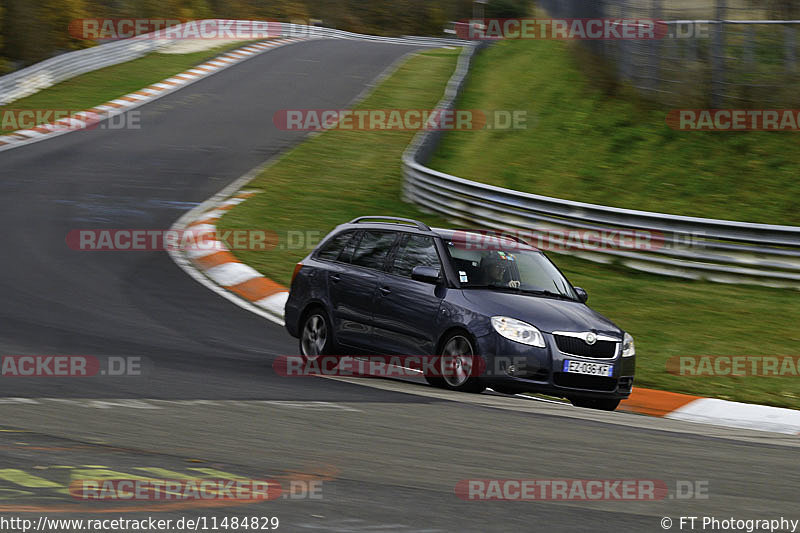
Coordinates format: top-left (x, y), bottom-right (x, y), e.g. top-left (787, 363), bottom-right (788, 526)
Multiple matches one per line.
top-left (461, 289), bottom-right (622, 336)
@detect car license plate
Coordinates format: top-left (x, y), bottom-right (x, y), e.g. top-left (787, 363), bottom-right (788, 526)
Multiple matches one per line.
top-left (563, 360), bottom-right (613, 377)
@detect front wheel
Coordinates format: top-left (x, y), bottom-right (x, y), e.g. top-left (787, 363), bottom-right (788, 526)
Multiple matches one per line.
top-left (425, 332), bottom-right (486, 393)
top-left (569, 397), bottom-right (621, 411)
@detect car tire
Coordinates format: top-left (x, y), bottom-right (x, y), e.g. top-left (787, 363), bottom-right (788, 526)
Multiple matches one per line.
top-left (425, 332), bottom-right (486, 393)
top-left (299, 308), bottom-right (336, 360)
top-left (569, 397), bottom-right (621, 411)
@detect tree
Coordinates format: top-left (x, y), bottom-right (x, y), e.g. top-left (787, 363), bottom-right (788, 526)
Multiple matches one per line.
top-left (38, 0), bottom-right (89, 52)
top-left (769, 0), bottom-right (800, 17)
top-left (485, 0), bottom-right (530, 19)
top-left (0, 0), bottom-right (477, 70)
top-left (0, 1), bottom-right (9, 73)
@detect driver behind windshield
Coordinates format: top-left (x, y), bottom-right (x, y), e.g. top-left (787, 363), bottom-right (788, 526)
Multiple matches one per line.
top-left (481, 252), bottom-right (521, 288)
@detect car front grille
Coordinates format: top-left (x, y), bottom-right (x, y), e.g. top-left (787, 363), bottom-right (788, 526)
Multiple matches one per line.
top-left (553, 373), bottom-right (618, 392)
top-left (554, 335), bottom-right (617, 359)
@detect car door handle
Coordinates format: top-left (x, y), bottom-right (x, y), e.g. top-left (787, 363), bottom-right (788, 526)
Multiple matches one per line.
top-left (330, 274), bottom-right (341, 283)
top-left (378, 287), bottom-right (392, 296)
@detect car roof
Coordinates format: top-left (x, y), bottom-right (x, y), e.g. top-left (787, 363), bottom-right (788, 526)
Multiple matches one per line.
top-left (434, 228), bottom-right (539, 251)
top-left (336, 219), bottom-right (538, 250)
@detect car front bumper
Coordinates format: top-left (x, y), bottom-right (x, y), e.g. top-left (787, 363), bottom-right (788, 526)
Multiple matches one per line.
top-left (475, 332), bottom-right (635, 400)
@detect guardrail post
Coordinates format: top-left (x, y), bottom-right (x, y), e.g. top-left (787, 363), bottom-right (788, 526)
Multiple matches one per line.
top-left (711, 0), bottom-right (726, 107)
top-left (785, 24), bottom-right (797, 73)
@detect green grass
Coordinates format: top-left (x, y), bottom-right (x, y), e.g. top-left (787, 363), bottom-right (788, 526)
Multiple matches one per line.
top-left (0, 41), bottom-right (255, 133)
top-left (428, 39), bottom-right (800, 225)
top-left (218, 47), bottom-right (800, 410)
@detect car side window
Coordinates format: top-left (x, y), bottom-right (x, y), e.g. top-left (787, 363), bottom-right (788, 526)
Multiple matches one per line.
top-left (316, 231), bottom-right (356, 262)
top-left (350, 231), bottom-right (397, 271)
top-left (391, 235), bottom-right (440, 278)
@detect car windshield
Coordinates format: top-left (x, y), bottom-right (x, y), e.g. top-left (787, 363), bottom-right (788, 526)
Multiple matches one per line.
top-left (445, 235), bottom-right (576, 300)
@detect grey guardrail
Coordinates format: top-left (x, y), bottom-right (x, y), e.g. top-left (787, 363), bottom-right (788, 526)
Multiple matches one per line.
top-left (402, 44), bottom-right (800, 289)
top-left (0, 32), bottom-right (167, 105)
top-left (0, 21), bottom-right (467, 106)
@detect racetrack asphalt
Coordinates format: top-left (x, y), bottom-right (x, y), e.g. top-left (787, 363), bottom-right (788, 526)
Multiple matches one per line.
top-left (0, 38), bottom-right (796, 531)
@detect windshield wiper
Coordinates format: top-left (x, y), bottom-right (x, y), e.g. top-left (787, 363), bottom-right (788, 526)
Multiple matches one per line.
top-left (519, 288), bottom-right (574, 300)
top-left (476, 284), bottom-right (574, 300)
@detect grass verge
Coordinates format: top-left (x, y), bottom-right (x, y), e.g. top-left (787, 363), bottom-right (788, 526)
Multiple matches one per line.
top-left (428, 39), bottom-right (800, 225)
top-left (218, 47), bottom-right (800, 410)
top-left (0, 41), bottom-right (255, 133)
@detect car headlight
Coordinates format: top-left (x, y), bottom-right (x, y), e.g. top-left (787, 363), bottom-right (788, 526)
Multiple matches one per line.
top-left (622, 332), bottom-right (635, 357)
top-left (491, 316), bottom-right (546, 348)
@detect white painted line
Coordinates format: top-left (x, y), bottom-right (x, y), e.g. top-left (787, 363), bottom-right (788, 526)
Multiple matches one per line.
top-left (667, 398), bottom-right (800, 435)
top-left (108, 99), bottom-right (134, 107)
top-left (204, 262), bottom-right (261, 287)
top-left (0, 398), bottom-right (362, 412)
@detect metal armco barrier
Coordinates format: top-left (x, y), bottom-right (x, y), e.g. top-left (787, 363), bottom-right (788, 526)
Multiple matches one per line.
top-left (402, 44), bottom-right (800, 289)
top-left (0, 21), bottom-right (468, 106)
top-left (0, 32), bottom-right (166, 105)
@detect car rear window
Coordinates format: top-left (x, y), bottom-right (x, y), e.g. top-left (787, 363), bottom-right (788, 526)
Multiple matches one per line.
top-left (316, 231), bottom-right (356, 262)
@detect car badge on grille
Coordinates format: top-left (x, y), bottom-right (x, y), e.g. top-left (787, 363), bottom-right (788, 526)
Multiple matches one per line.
top-left (584, 332), bottom-right (597, 345)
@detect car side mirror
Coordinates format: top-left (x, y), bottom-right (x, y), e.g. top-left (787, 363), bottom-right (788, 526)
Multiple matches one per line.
top-left (574, 287), bottom-right (588, 303)
top-left (411, 265), bottom-right (441, 284)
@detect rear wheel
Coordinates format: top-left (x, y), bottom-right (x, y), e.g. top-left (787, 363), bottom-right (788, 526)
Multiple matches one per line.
top-left (426, 332), bottom-right (485, 393)
top-left (569, 397), bottom-right (620, 411)
top-left (299, 309), bottom-right (334, 359)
